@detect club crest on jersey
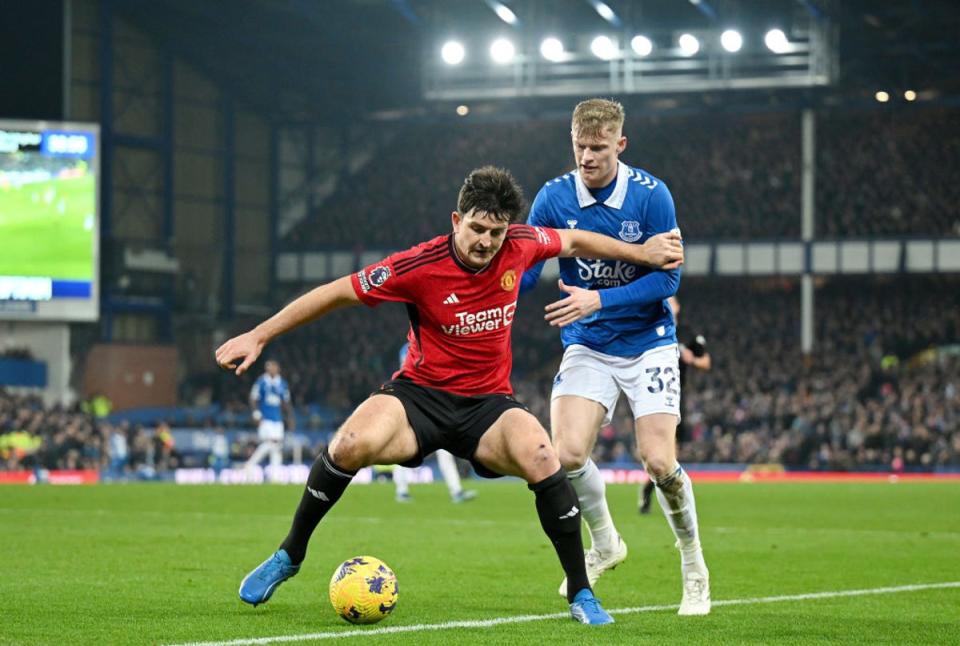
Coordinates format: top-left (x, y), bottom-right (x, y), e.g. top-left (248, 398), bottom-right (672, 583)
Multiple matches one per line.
top-left (619, 221), bottom-right (642, 242)
top-left (566, 219), bottom-right (578, 229)
top-left (369, 265), bottom-right (392, 287)
top-left (500, 269), bottom-right (517, 291)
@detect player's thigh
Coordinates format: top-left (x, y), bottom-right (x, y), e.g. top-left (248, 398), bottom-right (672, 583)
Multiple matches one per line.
top-left (258, 420), bottom-right (284, 442)
top-left (551, 344), bottom-right (620, 430)
top-left (473, 408), bottom-right (559, 483)
top-left (634, 413), bottom-right (678, 475)
top-left (550, 395), bottom-right (606, 470)
top-left (614, 345), bottom-right (678, 465)
top-left (328, 394), bottom-right (419, 470)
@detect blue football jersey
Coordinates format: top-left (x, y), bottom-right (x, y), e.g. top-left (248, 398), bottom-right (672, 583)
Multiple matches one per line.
top-left (523, 161), bottom-right (680, 357)
top-left (250, 374), bottom-right (290, 422)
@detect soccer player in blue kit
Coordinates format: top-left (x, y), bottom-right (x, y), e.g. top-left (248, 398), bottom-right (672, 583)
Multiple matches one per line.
top-left (245, 359), bottom-right (294, 480)
top-left (521, 98), bottom-right (710, 615)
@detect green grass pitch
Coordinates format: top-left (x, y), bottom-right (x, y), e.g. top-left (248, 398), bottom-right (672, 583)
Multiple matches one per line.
top-left (0, 174), bottom-right (96, 279)
top-left (1, 481), bottom-right (958, 645)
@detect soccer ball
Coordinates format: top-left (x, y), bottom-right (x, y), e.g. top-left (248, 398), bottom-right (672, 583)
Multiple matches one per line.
top-left (328, 556), bottom-right (399, 624)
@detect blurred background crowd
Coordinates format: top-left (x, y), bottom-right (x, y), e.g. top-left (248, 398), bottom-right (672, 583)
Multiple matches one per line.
top-left (4, 273), bottom-right (957, 475)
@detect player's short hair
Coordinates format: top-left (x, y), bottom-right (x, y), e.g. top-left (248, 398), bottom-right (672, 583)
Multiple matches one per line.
top-left (571, 98), bottom-right (625, 138)
top-left (457, 166), bottom-right (526, 223)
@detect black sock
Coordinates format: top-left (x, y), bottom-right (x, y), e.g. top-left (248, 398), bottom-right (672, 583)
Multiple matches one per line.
top-left (643, 479), bottom-right (655, 501)
top-left (529, 467), bottom-right (590, 603)
top-left (279, 448), bottom-right (356, 564)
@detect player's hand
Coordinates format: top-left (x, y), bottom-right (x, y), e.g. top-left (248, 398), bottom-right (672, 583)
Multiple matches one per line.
top-left (544, 279), bottom-right (602, 327)
top-left (642, 231), bottom-right (684, 269)
top-left (252, 410), bottom-right (263, 422)
top-left (215, 330), bottom-right (265, 376)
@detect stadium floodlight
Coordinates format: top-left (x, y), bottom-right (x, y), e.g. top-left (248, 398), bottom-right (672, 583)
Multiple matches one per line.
top-left (589, 1), bottom-right (621, 26)
top-left (540, 37), bottom-right (565, 62)
top-left (490, 38), bottom-right (516, 64)
top-left (456, 105), bottom-right (469, 116)
top-left (590, 35), bottom-right (618, 60)
top-left (764, 29), bottom-right (790, 54)
top-left (904, 90), bottom-right (917, 101)
top-left (720, 29), bottom-right (743, 53)
top-left (678, 33), bottom-right (700, 56)
top-left (875, 90), bottom-right (890, 103)
top-left (441, 40), bottom-right (465, 65)
top-left (486, 1), bottom-right (518, 26)
top-left (631, 35), bottom-right (653, 57)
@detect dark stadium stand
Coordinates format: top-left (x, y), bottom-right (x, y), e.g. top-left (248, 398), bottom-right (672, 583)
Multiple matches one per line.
top-left (284, 106), bottom-right (959, 249)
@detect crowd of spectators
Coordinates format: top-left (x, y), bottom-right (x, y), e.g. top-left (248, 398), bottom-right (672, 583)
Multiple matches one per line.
top-left (817, 107), bottom-right (960, 237)
top-left (588, 276), bottom-right (959, 471)
top-left (284, 111), bottom-right (801, 248)
top-left (2, 277), bottom-right (957, 474)
top-left (283, 105), bottom-right (957, 250)
top-left (193, 276), bottom-right (958, 472)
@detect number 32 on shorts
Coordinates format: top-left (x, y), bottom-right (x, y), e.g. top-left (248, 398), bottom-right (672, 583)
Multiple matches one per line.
top-left (645, 366), bottom-right (679, 395)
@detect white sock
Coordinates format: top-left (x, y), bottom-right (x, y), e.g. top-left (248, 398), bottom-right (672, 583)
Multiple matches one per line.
top-left (394, 465), bottom-right (411, 496)
top-left (436, 450), bottom-right (463, 497)
top-left (567, 459), bottom-right (618, 553)
top-left (653, 464), bottom-right (706, 571)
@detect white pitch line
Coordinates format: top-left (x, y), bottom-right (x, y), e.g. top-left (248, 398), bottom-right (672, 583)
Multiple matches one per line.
top-left (167, 581), bottom-right (960, 646)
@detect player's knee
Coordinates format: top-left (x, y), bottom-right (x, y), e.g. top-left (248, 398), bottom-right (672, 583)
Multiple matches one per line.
top-left (328, 430), bottom-right (375, 471)
top-left (555, 442), bottom-right (589, 472)
top-left (643, 453), bottom-right (673, 480)
top-left (518, 440), bottom-right (561, 482)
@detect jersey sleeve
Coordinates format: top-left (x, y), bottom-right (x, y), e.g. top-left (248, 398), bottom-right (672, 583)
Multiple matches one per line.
top-left (507, 223), bottom-right (562, 272)
top-left (598, 182), bottom-right (682, 308)
top-left (645, 182), bottom-right (680, 236)
top-left (282, 379), bottom-right (291, 402)
top-left (250, 379), bottom-right (261, 401)
top-left (350, 250), bottom-right (416, 307)
top-left (519, 188), bottom-right (554, 293)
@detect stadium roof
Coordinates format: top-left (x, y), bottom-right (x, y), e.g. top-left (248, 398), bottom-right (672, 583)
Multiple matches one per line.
top-left (117, 0), bottom-right (960, 121)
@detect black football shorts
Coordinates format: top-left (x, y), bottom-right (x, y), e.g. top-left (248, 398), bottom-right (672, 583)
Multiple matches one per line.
top-left (374, 377), bottom-right (529, 478)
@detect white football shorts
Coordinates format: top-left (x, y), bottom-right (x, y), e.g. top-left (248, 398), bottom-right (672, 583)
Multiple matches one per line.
top-left (257, 419), bottom-right (285, 442)
top-left (551, 343), bottom-right (681, 425)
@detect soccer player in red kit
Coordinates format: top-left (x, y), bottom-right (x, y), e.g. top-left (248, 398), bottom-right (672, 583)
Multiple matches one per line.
top-left (216, 166), bottom-right (683, 624)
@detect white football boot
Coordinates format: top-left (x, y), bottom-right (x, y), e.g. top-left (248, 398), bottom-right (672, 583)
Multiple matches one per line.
top-left (678, 552), bottom-right (711, 616)
top-left (558, 535), bottom-right (628, 598)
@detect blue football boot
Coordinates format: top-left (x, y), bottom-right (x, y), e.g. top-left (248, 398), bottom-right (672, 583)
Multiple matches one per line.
top-left (569, 588), bottom-right (615, 625)
top-left (238, 549), bottom-right (300, 606)
top-left (451, 489), bottom-right (478, 504)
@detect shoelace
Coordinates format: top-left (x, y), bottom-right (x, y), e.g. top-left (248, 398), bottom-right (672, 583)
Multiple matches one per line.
top-left (580, 596), bottom-right (604, 615)
top-left (256, 556), bottom-right (285, 581)
top-left (684, 577), bottom-right (706, 599)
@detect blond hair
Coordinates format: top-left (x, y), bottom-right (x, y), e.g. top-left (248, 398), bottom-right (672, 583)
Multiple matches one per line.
top-left (571, 98), bottom-right (625, 138)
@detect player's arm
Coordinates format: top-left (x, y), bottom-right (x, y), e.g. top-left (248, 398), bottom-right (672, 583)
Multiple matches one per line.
top-left (546, 184), bottom-right (682, 327)
top-left (683, 335), bottom-right (711, 371)
top-left (282, 395), bottom-right (296, 431)
top-left (519, 188), bottom-right (552, 294)
top-left (216, 276), bottom-right (360, 375)
top-left (692, 353), bottom-right (711, 371)
top-left (555, 228), bottom-right (683, 269)
top-left (249, 382), bottom-right (262, 422)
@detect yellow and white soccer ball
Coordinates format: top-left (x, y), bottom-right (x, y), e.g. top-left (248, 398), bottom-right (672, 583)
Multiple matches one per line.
top-left (328, 555), bottom-right (399, 624)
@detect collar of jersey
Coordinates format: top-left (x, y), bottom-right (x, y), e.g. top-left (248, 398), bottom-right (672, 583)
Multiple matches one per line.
top-left (574, 160), bottom-right (630, 210)
top-left (447, 234), bottom-right (493, 274)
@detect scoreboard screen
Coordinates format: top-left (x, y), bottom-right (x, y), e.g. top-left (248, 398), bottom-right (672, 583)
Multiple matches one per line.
top-left (0, 120), bottom-right (99, 321)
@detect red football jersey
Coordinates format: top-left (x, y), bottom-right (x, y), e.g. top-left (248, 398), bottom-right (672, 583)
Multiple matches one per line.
top-left (350, 224), bottom-right (562, 396)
